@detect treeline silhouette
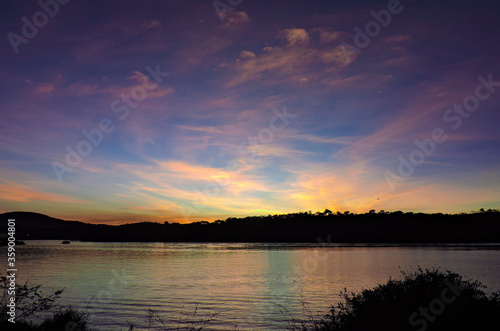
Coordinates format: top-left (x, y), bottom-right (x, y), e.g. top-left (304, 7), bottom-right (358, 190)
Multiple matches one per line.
top-left (1, 209), bottom-right (500, 243)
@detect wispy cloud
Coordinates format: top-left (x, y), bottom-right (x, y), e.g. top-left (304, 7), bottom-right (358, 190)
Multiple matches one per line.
top-left (1, 0), bottom-right (499, 223)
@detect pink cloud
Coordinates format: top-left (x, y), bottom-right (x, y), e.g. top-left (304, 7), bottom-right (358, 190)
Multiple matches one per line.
top-left (35, 83), bottom-right (55, 94)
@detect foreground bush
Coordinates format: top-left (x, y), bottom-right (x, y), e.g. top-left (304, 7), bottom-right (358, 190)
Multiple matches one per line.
top-left (0, 275), bottom-right (88, 331)
top-left (312, 267), bottom-right (500, 331)
top-left (0, 308), bottom-right (88, 331)
top-left (37, 308), bottom-right (88, 331)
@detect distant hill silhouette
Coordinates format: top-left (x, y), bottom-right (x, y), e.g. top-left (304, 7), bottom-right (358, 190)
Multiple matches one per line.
top-left (1, 210), bottom-right (500, 243)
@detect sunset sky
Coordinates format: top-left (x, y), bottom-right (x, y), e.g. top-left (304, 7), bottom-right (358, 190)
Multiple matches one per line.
top-left (1, 0), bottom-right (500, 224)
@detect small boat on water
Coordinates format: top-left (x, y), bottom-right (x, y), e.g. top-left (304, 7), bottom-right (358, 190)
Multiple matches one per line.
top-left (62, 240), bottom-right (71, 244)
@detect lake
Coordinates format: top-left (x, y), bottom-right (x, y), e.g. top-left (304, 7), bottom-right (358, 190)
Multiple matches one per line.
top-left (5, 241), bottom-right (500, 330)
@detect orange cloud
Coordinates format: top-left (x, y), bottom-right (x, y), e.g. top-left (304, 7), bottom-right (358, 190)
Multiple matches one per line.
top-left (221, 11), bottom-right (250, 27)
top-left (227, 28), bottom-right (350, 87)
top-left (278, 28), bottom-right (310, 46)
top-left (0, 180), bottom-right (83, 203)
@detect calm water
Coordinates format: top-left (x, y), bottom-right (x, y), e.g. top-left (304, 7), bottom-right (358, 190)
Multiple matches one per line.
top-left (5, 241), bottom-right (500, 330)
